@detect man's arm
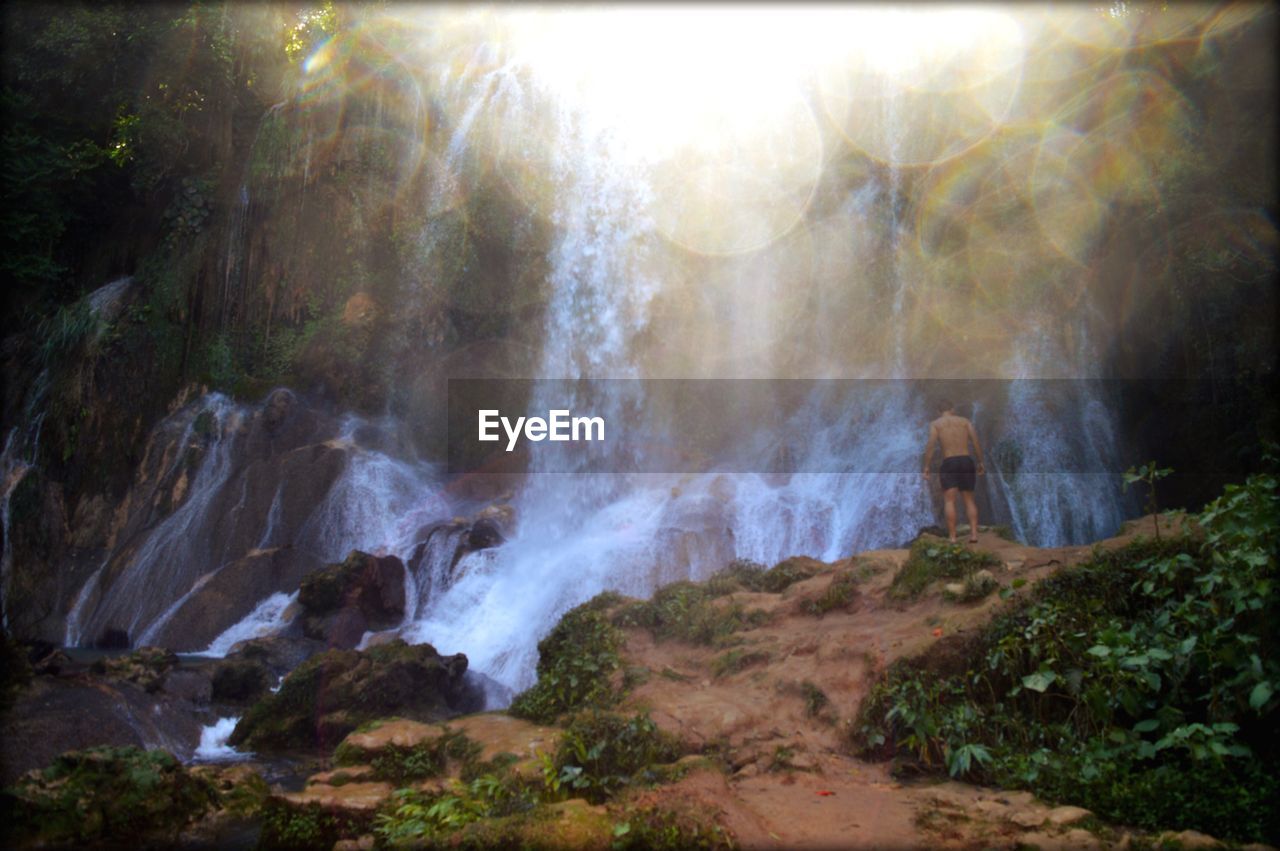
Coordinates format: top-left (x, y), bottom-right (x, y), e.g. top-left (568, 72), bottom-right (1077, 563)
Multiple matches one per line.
top-left (922, 422), bottom-right (938, 480)
top-left (967, 420), bottom-right (985, 474)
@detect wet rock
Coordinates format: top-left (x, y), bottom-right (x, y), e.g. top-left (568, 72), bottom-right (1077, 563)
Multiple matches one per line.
top-left (0, 673), bottom-right (205, 784)
top-left (282, 780), bottom-right (395, 813)
top-left (228, 640), bottom-right (482, 752)
top-left (96, 626), bottom-right (131, 649)
top-left (162, 667), bottom-right (214, 704)
top-left (298, 550), bottom-right (406, 649)
top-left (150, 546), bottom-right (321, 651)
top-left (209, 660), bottom-right (269, 704)
top-left (469, 514), bottom-right (506, 551)
top-left (224, 635), bottom-right (326, 680)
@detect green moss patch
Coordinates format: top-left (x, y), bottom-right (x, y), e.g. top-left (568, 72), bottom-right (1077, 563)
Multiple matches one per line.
top-left (614, 580), bottom-right (770, 647)
top-left (3, 746), bottom-right (219, 846)
top-left (509, 593), bottom-right (626, 724)
top-left (800, 570), bottom-right (861, 616)
top-left (889, 539), bottom-right (1000, 600)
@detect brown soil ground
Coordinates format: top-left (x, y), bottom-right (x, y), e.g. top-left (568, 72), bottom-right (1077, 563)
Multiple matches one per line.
top-left (601, 516), bottom-right (1191, 850)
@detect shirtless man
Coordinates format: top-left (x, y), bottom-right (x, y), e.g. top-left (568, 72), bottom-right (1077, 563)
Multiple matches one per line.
top-left (921, 400), bottom-right (985, 543)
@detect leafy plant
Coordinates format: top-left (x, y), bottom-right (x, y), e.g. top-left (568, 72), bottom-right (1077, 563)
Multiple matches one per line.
top-left (336, 728), bottom-right (481, 784)
top-left (709, 648), bottom-right (771, 679)
top-left (1124, 461), bottom-right (1174, 540)
top-left (801, 571), bottom-right (860, 615)
top-left (548, 711), bottom-right (683, 804)
top-left (509, 593), bottom-right (625, 723)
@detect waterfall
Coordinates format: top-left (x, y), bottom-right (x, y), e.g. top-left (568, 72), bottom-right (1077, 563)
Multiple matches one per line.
top-left (65, 392), bottom-right (452, 649)
top-left (47, 12), bottom-right (1131, 699)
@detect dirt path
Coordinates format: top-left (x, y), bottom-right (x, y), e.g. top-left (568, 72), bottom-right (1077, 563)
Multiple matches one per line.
top-left (611, 519), bottom-right (1183, 849)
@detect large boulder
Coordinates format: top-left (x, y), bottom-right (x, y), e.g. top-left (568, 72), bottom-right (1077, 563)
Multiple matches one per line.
top-left (298, 551), bottom-right (406, 649)
top-left (228, 640), bottom-right (482, 752)
top-left (209, 636), bottom-right (325, 705)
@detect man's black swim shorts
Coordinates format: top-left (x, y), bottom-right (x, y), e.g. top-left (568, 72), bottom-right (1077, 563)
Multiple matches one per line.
top-left (939, 455), bottom-right (977, 492)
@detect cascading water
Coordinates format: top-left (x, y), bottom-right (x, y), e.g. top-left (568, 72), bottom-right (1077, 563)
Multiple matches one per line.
top-left (65, 391), bottom-right (453, 650)
top-left (52, 12), bottom-right (1131, 699)
top-left (987, 323), bottom-right (1126, 546)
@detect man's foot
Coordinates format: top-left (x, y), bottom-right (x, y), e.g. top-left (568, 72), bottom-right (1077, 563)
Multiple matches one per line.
top-left (968, 534), bottom-right (979, 543)
top-left (948, 537), bottom-right (958, 544)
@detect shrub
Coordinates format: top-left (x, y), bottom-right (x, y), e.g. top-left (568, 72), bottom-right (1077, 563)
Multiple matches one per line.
top-left (889, 540), bottom-right (1000, 600)
top-left (854, 471), bottom-right (1280, 843)
top-left (709, 648), bottom-right (771, 678)
top-left (548, 711), bottom-right (684, 804)
top-left (610, 802), bottom-right (735, 850)
top-left (801, 571), bottom-right (860, 615)
top-left (260, 798), bottom-right (370, 850)
top-left (509, 593), bottom-right (625, 724)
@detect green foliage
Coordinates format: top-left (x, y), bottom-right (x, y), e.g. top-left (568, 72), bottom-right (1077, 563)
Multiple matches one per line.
top-left (509, 593), bottom-right (626, 724)
top-left (4, 746), bottom-right (219, 846)
top-left (705, 557), bottom-right (817, 595)
top-left (335, 729), bottom-right (481, 784)
top-left (889, 539), bottom-right (1001, 600)
top-left (284, 2), bottom-right (338, 61)
top-left (614, 580), bottom-right (770, 647)
top-left (854, 472), bottom-right (1280, 843)
top-left (1124, 461), bottom-right (1175, 540)
top-left (374, 768), bottom-right (543, 846)
top-left (260, 798), bottom-right (369, 850)
top-left (709, 648), bottom-right (771, 679)
top-left (610, 803), bottom-right (735, 850)
top-left (548, 711), bottom-right (683, 804)
top-left (801, 570), bottom-right (861, 616)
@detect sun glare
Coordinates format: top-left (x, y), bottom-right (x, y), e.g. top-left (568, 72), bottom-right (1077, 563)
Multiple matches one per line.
top-left (481, 6), bottom-right (1027, 253)
top-left (502, 5), bottom-right (1023, 153)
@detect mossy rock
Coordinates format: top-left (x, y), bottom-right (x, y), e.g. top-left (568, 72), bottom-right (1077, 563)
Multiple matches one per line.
top-left (435, 798), bottom-right (615, 851)
top-left (3, 746), bottom-right (219, 847)
top-left (229, 640), bottom-right (482, 752)
top-left (298, 550), bottom-right (406, 645)
top-left (89, 645), bottom-right (178, 693)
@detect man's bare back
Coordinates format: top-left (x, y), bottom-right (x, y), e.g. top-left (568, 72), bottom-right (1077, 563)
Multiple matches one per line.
top-left (921, 401), bottom-right (986, 543)
top-left (930, 413), bottom-right (979, 460)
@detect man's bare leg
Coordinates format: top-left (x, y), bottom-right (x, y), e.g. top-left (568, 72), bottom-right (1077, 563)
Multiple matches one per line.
top-left (963, 492), bottom-right (979, 543)
top-left (944, 488), bottom-right (959, 543)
